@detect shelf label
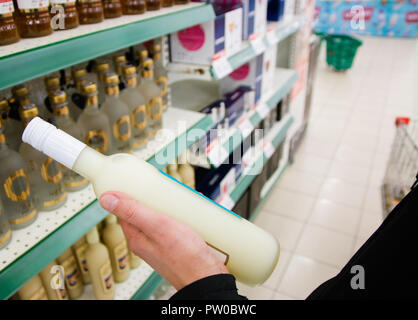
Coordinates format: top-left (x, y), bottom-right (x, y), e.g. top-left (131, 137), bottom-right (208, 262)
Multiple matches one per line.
top-left (207, 139), bottom-right (228, 167)
top-left (257, 102), bottom-right (271, 119)
top-left (212, 56), bottom-right (233, 79)
top-left (218, 194), bottom-right (235, 211)
top-left (238, 116), bottom-right (253, 139)
top-left (250, 34), bottom-right (266, 56)
top-left (263, 141), bottom-right (275, 159)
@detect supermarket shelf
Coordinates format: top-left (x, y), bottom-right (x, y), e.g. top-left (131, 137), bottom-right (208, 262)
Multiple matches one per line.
top-left (188, 68), bottom-right (298, 168)
top-left (218, 113), bottom-right (294, 209)
top-left (0, 3), bottom-right (215, 91)
top-left (0, 107), bottom-right (215, 300)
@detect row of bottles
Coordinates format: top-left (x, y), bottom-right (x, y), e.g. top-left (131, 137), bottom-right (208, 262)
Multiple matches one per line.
top-left (16, 215), bottom-right (142, 300)
top-left (0, 0), bottom-right (190, 45)
top-left (0, 42), bottom-right (171, 236)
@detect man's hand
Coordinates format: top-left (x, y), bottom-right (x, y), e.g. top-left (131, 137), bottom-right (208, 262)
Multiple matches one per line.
top-left (99, 191), bottom-right (229, 290)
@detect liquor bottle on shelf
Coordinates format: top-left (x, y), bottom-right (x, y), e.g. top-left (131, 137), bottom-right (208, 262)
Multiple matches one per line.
top-left (161, 0), bottom-right (173, 7)
top-left (77, 81), bottom-right (112, 155)
top-left (72, 235), bottom-right (91, 284)
top-left (136, 43), bottom-right (149, 66)
top-left (146, 0), bottom-right (161, 11)
top-left (0, 198), bottom-right (12, 250)
top-left (152, 43), bottom-right (169, 113)
top-left (0, 120), bottom-right (37, 230)
top-left (102, 214), bottom-right (130, 283)
top-left (0, 98), bottom-right (22, 151)
top-left (112, 54), bottom-right (127, 90)
top-left (167, 162), bottom-right (182, 182)
top-left (44, 75), bottom-right (61, 113)
top-left (77, 0), bottom-right (104, 24)
top-left (39, 260), bottom-right (70, 300)
top-left (50, 91), bottom-right (89, 192)
top-left (121, 0), bottom-right (145, 14)
top-left (101, 72), bottom-right (132, 153)
top-left (174, 0), bottom-right (189, 4)
top-left (120, 65), bottom-right (148, 150)
top-left (137, 58), bottom-right (163, 137)
top-left (12, 84), bottom-right (48, 119)
top-left (103, 0), bottom-right (122, 18)
top-left (57, 248), bottom-right (84, 299)
top-left (0, 0), bottom-right (19, 46)
top-left (14, 0), bottom-right (53, 38)
top-left (18, 274), bottom-right (48, 300)
top-left (67, 67), bottom-right (89, 121)
top-left (177, 152), bottom-right (195, 189)
top-left (50, 0), bottom-right (79, 30)
top-left (19, 104), bottom-right (67, 211)
top-left (85, 226), bottom-right (115, 300)
top-left (93, 61), bottom-right (110, 106)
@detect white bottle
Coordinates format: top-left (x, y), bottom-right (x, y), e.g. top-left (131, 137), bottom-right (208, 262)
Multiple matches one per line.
top-left (22, 117), bottom-right (280, 285)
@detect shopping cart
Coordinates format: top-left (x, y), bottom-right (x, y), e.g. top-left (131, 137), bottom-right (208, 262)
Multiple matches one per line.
top-left (382, 117), bottom-right (418, 217)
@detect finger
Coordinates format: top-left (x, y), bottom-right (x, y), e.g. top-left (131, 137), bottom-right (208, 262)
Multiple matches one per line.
top-left (99, 191), bottom-right (170, 237)
top-left (119, 219), bottom-right (153, 257)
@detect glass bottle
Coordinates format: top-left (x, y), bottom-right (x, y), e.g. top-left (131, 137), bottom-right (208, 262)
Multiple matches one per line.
top-left (44, 75), bottom-right (61, 113)
top-left (0, 0), bottom-right (19, 45)
top-left (161, 0), bottom-right (173, 7)
top-left (120, 65), bottom-right (148, 150)
top-left (12, 84), bottom-right (48, 119)
top-left (174, 0), bottom-right (189, 4)
top-left (101, 72), bottom-right (132, 154)
top-left (15, 0), bottom-right (53, 38)
top-left (137, 58), bottom-right (163, 137)
top-left (49, 0), bottom-right (79, 30)
top-left (77, 81), bottom-right (112, 155)
top-left (19, 104), bottom-right (67, 211)
top-left (103, 0), bottom-right (122, 18)
top-left (77, 0), bottom-right (104, 24)
top-left (121, 0), bottom-right (145, 14)
top-left (93, 61), bottom-right (110, 106)
top-left (0, 120), bottom-right (37, 230)
top-left (0, 98), bottom-right (22, 151)
top-left (113, 54), bottom-right (127, 89)
top-left (0, 198), bottom-right (12, 249)
top-left (152, 43), bottom-right (169, 112)
top-left (67, 66), bottom-right (88, 121)
top-left (146, 0), bottom-right (160, 11)
top-left (50, 91), bottom-right (89, 192)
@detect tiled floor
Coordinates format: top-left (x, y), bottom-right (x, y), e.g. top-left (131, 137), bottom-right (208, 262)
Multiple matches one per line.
top-left (236, 36), bottom-right (417, 299)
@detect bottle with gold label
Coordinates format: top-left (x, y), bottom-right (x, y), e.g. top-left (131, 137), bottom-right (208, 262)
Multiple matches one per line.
top-left (136, 43), bottom-right (148, 66)
top-left (167, 162), bottom-right (182, 182)
top-left (85, 226), bottom-right (115, 300)
top-left (112, 54), bottom-right (127, 89)
top-left (177, 152), bottom-right (195, 189)
top-left (77, 0), bottom-right (104, 24)
top-left (121, 0), bottom-right (145, 14)
top-left (18, 274), bottom-right (48, 300)
top-left (0, 0), bottom-right (19, 46)
top-left (50, 0), bottom-right (79, 30)
top-left (39, 260), bottom-right (70, 300)
top-left (50, 91), bottom-right (89, 192)
top-left (137, 59), bottom-right (163, 137)
top-left (77, 81), bottom-right (112, 155)
top-left (15, 0), bottom-right (53, 38)
top-left (120, 65), bottom-right (147, 150)
top-left (146, 0), bottom-right (160, 10)
top-left (152, 43), bottom-right (169, 112)
top-left (0, 98), bottom-right (22, 151)
top-left (102, 214), bottom-right (130, 283)
top-left (72, 235), bottom-right (91, 284)
top-left (19, 104), bottom-right (67, 211)
top-left (12, 84), bottom-right (48, 119)
top-left (57, 248), bottom-right (84, 299)
top-left (44, 74), bottom-right (61, 114)
top-left (0, 198), bottom-right (12, 249)
top-left (67, 66), bottom-right (88, 121)
top-left (93, 61), bottom-right (110, 106)
top-left (0, 120), bottom-right (37, 229)
top-left (103, 0), bottom-right (122, 18)
top-left (100, 72), bottom-right (132, 154)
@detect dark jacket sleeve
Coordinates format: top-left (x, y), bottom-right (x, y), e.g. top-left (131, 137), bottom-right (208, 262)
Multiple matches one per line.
top-left (170, 274), bottom-right (248, 300)
top-left (307, 181), bottom-right (418, 299)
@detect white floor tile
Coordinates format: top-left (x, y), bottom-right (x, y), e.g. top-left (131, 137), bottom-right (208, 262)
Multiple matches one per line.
top-left (236, 283), bottom-right (276, 300)
top-left (291, 153), bottom-right (332, 178)
top-left (319, 178), bottom-right (366, 209)
top-left (262, 250), bottom-right (292, 291)
top-left (276, 169), bottom-right (324, 197)
top-left (357, 211), bottom-right (384, 239)
top-left (273, 292), bottom-right (296, 300)
top-left (327, 161), bottom-right (371, 187)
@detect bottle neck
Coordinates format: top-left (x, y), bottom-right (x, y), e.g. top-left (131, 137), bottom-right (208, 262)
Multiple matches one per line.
top-left (0, 134), bottom-right (7, 152)
top-left (105, 85), bottom-right (119, 97)
top-left (125, 76), bottom-right (137, 88)
top-left (85, 94), bottom-right (99, 109)
top-left (141, 70), bottom-right (154, 79)
top-left (72, 146), bottom-right (106, 182)
top-left (53, 105), bottom-right (71, 119)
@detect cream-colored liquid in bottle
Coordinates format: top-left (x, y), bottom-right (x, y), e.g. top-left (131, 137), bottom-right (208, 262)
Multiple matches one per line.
top-left (177, 152), bottom-right (195, 189)
top-left (72, 236), bottom-right (91, 284)
top-left (22, 118), bottom-right (280, 286)
top-left (18, 275), bottom-right (48, 300)
top-left (39, 260), bottom-right (70, 300)
top-left (84, 226), bottom-right (115, 300)
top-left (57, 248), bottom-right (84, 299)
top-left (102, 214), bottom-right (130, 283)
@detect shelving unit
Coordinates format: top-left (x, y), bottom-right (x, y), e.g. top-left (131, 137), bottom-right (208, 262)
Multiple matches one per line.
top-left (0, 107), bottom-right (215, 300)
top-left (188, 68), bottom-right (298, 168)
top-left (0, 3), bottom-right (215, 91)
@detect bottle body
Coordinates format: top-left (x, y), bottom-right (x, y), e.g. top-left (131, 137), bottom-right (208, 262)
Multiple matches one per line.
top-left (72, 236), bottom-right (91, 284)
top-left (0, 1), bottom-right (19, 45)
top-left (50, 1), bottom-right (79, 30)
top-left (129, 250), bottom-right (141, 269)
top-left (15, 0), bottom-right (53, 38)
top-left (0, 199), bottom-right (12, 249)
top-left (76, 0), bottom-right (104, 24)
top-left (137, 78), bottom-right (163, 137)
top-left (174, 0), bottom-right (189, 4)
top-left (154, 58), bottom-right (169, 113)
top-left (57, 248), bottom-right (84, 299)
top-left (146, 0), bottom-right (160, 10)
top-left (103, 0), bottom-right (122, 18)
top-left (161, 0), bottom-right (173, 7)
top-left (121, 0), bottom-right (145, 14)
top-left (18, 275), bottom-right (48, 300)
top-left (39, 260), bottom-right (70, 300)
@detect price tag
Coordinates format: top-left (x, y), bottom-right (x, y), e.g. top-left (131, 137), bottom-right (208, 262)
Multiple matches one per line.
top-left (238, 117), bottom-right (254, 139)
top-left (263, 141), bottom-right (276, 158)
top-left (207, 140), bottom-right (228, 167)
top-left (218, 194), bottom-right (235, 210)
top-left (266, 30), bottom-right (278, 46)
top-left (212, 56), bottom-right (233, 79)
top-left (257, 102), bottom-right (271, 119)
top-left (250, 36), bottom-right (266, 55)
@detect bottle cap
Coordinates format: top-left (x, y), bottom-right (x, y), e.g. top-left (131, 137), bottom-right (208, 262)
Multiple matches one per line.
top-left (153, 44), bottom-right (162, 52)
top-left (81, 81), bottom-right (98, 94)
top-left (86, 227), bottom-right (100, 244)
top-left (104, 72), bottom-right (119, 85)
top-left (12, 85), bottom-right (29, 97)
top-left (50, 91), bottom-right (67, 104)
top-left (122, 65), bottom-right (136, 75)
top-left (22, 117), bottom-right (86, 169)
top-left (105, 214), bottom-right (117, 225)
top-left (113, 55), bottom-right (126, 64)
top-left (45, 75), bottom-right (60, 88)
top-left (72, 68), bottom-right (87, 79)
top-left (0, 98), bottom-right (9, 111)
top-left (19, 103), bottom-right (39, 120)
top-left (142, 59), bottom-right (153, 69)
top-left (95, 62), bottom-right (110, 73)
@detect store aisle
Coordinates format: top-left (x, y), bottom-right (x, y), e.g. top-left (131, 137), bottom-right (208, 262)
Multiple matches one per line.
top-left (236, 36), bottom-right (418, 300)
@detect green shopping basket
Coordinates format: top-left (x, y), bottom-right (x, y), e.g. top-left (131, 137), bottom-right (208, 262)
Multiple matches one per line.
top-left (324, 35), bottom-right (362, 71)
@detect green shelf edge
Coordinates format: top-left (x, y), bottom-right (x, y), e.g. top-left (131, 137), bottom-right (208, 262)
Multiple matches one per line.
top-left (229, 115), bottom-right (293, 203)
top-left (0, 113), bottom-right (215, 300)
top-left (130, 272), bottom-right (164, 300)
top-left (0, 4), bottom-right (215, 91)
